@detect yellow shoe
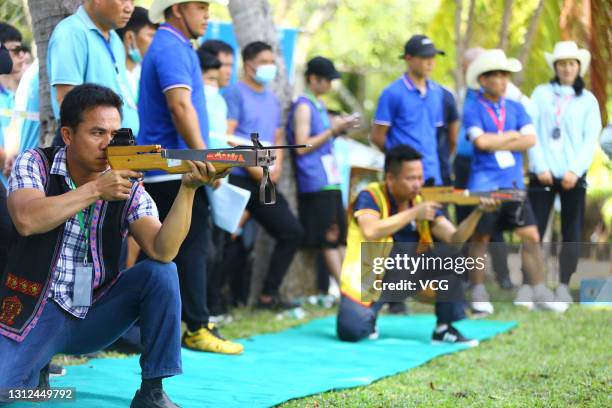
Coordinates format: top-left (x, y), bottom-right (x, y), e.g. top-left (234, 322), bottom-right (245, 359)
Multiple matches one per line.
top-left (182, 323), bottom-right (244, 355)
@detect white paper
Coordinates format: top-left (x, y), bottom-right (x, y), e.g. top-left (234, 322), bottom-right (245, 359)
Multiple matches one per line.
top-left (208, 182), bottom-right (251, 234)
top-left (494, 151), bottom-right (516, 169)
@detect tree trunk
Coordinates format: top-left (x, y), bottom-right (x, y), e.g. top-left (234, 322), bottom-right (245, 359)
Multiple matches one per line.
top-left (514, 0), bottom-right (545, 86)
top-left (454, 0), bottom-right (464, 95)
top-left (497, 0), bottom-right (513, 51)
top-left (462, 0), bottom-right (476, 52)
top-left (27, 0), bottom-right (81, 146)
top-left (587, 0), bottom-right (609, 125)
top-left (228, 0), bottom-right (317, 302)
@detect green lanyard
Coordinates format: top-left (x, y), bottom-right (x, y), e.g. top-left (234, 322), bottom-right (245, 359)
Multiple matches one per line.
top-left (67, 178), bottom-right (96, 265)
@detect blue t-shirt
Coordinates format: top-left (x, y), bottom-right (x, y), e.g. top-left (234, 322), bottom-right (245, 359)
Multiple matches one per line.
top-left (374, 75), bottom-right (444, 185)
top-left (0, 87), bottom-right (15, 188)
top-left (286, 95), bottom-right (338, 193)
top-left (353, 187), bottom-right (443, 242)
top-left (47, 6), bottom-right (139, 135)
top-left (224, 81), bottom-right (281, 177)
top-left (463, 94), bottom-right (532, 191)
top-left (138, 24), bottom-right (209, 181)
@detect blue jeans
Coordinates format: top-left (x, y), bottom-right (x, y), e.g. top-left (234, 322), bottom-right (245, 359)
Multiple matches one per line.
top-left (0, 260), bottom-right (182, 394)
top-left (336, 295), bottom-right (466, 342)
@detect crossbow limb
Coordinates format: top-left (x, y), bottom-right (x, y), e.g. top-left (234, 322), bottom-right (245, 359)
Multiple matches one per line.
top-left (106, 129), bottom-right (307, 205)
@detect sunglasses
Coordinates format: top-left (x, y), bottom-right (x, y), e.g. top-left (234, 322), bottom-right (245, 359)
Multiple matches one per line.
top-left (8, 45), bottom-right (29, 56)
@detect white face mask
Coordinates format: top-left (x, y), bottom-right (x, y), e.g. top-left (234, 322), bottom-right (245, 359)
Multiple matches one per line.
top-left (254, 64), bottom-right (277, 85)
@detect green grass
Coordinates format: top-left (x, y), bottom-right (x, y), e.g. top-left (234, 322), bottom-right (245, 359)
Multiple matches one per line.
top-left (56, 288), bottom-right (612, 407)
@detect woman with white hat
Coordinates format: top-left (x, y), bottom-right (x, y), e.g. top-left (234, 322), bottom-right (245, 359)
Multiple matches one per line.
top-left (527, 41), bottom-right (602, 304)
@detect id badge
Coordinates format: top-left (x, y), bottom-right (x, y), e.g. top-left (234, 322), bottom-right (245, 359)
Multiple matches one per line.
top-left (73, 264), bottom-right (93, 307)
top-left (494, 151), bottom-right (516, 169)
top-left (321, 154), bottom-right (342, 184)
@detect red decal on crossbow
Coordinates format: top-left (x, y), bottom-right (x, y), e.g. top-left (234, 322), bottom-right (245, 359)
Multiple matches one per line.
top-left (206, 152), bottom-right (246, 162)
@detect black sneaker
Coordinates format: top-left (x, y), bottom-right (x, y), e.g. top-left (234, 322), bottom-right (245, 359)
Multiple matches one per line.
top-left (432, 324), bottom-right (479, 347)
top-left (130, 389), bottom-right (181, 408)
top-left (497, 276), bottom-right (515, 290)
top-left (255, 296), bottom-right (294, 311)
top-left (49, 363), bottom-right (66, 377)
top-left (387, 302), bottom-right (408, 315)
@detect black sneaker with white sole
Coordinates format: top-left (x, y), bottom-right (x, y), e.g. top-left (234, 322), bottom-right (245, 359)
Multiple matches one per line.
top-left (432, 324), bottom-right (479, 347)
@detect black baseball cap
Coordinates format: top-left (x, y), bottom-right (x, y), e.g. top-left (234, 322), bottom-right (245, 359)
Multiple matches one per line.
top-left (306, 56), bottom-right (341, 80)
top-left (400, 35), bottom-right (445, 58)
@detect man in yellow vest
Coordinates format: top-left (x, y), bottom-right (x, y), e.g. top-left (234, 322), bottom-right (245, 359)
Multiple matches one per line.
top-left (337, 145), bottom-right (498, 345)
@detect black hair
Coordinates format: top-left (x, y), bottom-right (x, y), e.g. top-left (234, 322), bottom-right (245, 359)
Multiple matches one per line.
top-left (0, 22), bottom-right (22, 44)
top-left (242, 41), bottom-right (272, 62)
top-left (197, 50), bottom-right (222, 73)
top-left (116, 7), bottom-right (156, 40)
top-left (384, 145), bottom-right (423, 176)
top-left (551, 61), bottom-right (585, 96)
top-left (199, 39), bottom-right (234, 57)
top-left (60, 84), bottom-right (123, 130)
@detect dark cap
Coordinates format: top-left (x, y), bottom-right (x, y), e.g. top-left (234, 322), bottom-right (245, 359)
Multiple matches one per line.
top-left (306, 56), bottom-right (341, 80)
top-left (401, 35), bottom-right (445, 58)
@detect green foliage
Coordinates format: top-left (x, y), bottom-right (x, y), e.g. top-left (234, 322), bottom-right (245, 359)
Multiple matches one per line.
top-left (428, 0), bottom-right (562, 96)
top-left (0, 0), bottom-right (32, 46)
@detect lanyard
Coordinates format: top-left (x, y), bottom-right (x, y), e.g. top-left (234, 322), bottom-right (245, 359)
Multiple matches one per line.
top-left (67, 178), bottom-right (96, 264)
top-left (98, 34), bottom-right (119, 74)
top-left (478, 96), bottom-right (506, 134)
top-left (303, 92), bottom-right (330, 129)
top-left (554, 94), bottom-right (573, 127)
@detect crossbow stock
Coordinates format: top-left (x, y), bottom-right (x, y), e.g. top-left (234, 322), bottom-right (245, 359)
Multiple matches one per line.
top-left (106, 129), bottom-right (307, 204)
top-left (420, 186), bottom-right (527, 205)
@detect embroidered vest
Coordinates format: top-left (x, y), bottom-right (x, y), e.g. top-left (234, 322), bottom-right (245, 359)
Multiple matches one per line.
top-left (0, 147), bottom-right (138, 342)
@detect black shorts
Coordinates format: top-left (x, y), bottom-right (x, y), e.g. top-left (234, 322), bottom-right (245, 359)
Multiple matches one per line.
top-left (298, 189), bottom-right (347, 248)
top-left (475, 199), bottom-right (537, 235)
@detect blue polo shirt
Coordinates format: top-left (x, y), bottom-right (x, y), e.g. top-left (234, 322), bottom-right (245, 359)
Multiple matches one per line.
top-left (224, 81), bottom-right (281, 177)
top-left (463, 94), bottom-right (533, 191)
top-left (456, 89), bottom-right (478, 158)
top-left (47, 6), bottom-right (139, 135)
top-left (374, 74), bottom-right (444, 185)
top-left (138, 24), bottom-right (209, 181)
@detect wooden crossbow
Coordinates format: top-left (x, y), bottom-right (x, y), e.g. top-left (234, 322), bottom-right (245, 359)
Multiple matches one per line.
top-left (106, 129), bottom-right (307, 205)
top-left (420, 186), bottom-right (526, 205)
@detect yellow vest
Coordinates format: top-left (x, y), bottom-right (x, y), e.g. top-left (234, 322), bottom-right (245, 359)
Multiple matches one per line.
top-left (340, 182), bottom-right (434, 306)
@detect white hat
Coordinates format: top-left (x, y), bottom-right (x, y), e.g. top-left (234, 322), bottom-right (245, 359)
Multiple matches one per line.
top-left (466, 49), bottom-right (522, 90)
top-left (544, 41), bottom-right (591, 77)
top-left (149, 0), bottom-right (229, 24)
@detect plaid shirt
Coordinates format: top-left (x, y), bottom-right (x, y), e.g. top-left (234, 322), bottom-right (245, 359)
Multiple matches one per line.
top-left (8, 148), bottom-right (158, 318)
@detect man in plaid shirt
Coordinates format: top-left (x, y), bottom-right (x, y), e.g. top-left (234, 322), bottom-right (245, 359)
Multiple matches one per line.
top-left (0, 84), bottom-right (220, 408)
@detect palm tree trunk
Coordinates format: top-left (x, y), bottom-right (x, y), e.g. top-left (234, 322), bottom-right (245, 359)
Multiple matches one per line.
top-left (229, 0), bottom-right (317, 302)
top-left (27, 0), bottom-right (81, 146)
top-left (497, 0), bottom-right (513, 51)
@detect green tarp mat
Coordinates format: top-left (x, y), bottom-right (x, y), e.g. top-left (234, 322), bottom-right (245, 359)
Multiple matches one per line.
top-left (14, 315), bottom-right (516, 407)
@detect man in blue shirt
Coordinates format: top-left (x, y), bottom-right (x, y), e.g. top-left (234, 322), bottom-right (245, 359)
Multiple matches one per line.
top-left (223, 41), bottom-right (303, 310)
top-left (463, 49), bottom-right (567, 315)
top-left (139, 0), bottom-right (243, 356)
top-left (372, 34), bottom-right (445, 185)
top-left (47, 0), bottom-right (139, 142)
